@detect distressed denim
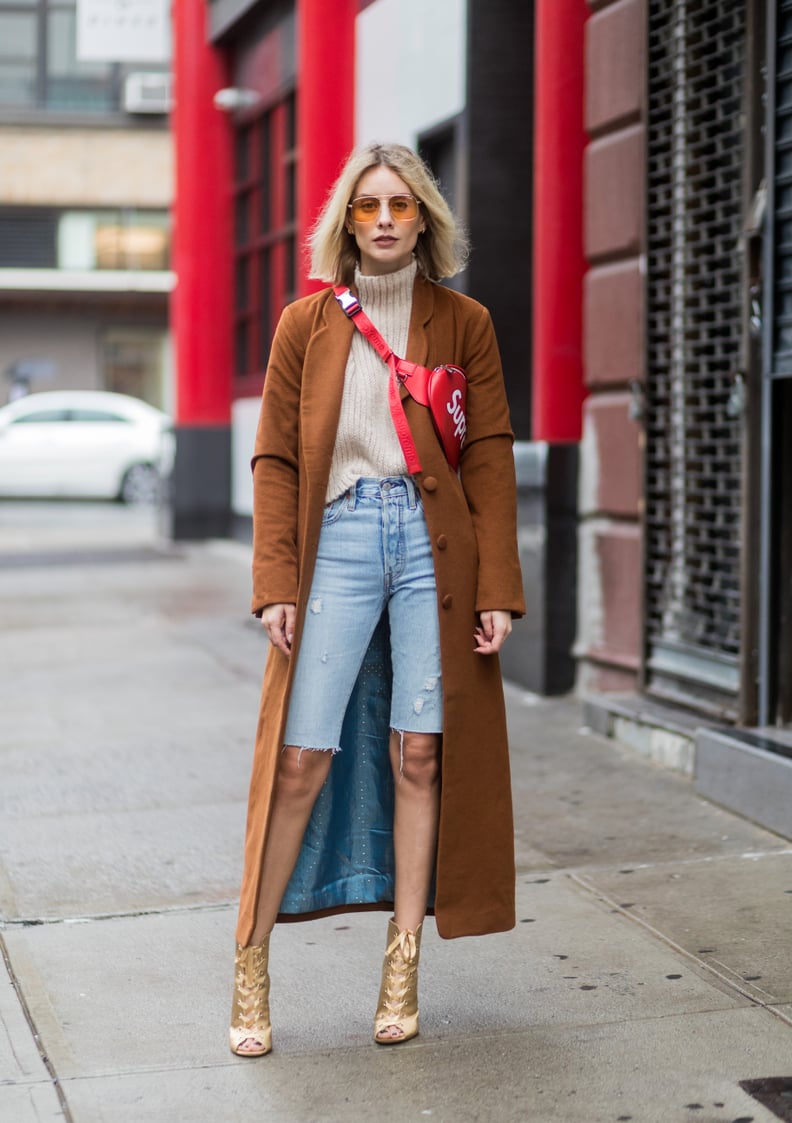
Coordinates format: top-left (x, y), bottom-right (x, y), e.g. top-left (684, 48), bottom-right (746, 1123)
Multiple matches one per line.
top-left (283, 476), bottom-right (443, 750)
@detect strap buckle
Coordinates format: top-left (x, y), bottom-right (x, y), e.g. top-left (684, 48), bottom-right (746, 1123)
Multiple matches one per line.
top-left (395, 359), bottom-right (418, 386)
top-left (335, 288), bottom-right (361, 318)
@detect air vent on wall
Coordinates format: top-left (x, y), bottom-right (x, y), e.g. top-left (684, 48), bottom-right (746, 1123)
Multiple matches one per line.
top-left (123, 72), bottom-right (172, 115)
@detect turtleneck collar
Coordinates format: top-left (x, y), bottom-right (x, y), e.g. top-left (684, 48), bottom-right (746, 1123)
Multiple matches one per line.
top-left (355, 258), bottom-right (417, 304)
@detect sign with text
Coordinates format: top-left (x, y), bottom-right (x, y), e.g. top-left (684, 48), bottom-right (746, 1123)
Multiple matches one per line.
top-left (76, 0), bottom-right (170, 62)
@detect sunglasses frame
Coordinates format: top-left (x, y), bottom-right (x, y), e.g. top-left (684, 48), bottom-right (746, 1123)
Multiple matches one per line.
top-left (347, 194), bottom-right (422, 223)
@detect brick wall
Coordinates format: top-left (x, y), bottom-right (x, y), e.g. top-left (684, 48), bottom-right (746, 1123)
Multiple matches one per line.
top-left (576, 0), bottom-right (646, 693)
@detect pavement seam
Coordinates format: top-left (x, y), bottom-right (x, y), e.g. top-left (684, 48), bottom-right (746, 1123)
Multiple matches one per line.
top-left (515, 845), bottom-right (792, 880)
top-left (0, 900), bottom-right (236, 929)
top-left (0, 931), bottom-right (74, 1121)
top-left (568, 871), bottom-right (792, 1028)
top-left (572, 846), bottom-right (792, 871)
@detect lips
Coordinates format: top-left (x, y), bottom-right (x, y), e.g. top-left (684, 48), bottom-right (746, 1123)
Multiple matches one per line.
top-left (374, 237), bottom-right (397, 246)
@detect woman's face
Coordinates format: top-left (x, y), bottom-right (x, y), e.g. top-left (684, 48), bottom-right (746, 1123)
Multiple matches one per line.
top-left (347, 165), bottom-right (425, 276)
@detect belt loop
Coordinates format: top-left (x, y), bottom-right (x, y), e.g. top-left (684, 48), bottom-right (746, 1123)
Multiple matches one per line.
top-left (346, 486), bottom-right (356, 511)
top-left (405, 476), bottom-right (418, 510)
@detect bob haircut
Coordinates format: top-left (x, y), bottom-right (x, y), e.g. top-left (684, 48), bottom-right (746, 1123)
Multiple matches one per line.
top-left (308, 142), bottom-right (469, 285)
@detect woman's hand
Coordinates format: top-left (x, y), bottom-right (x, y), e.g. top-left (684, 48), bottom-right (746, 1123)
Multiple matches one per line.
top-left (474, 610), bottom-right (512, 655)
top-left (261, 603), bottom-right (296, 657)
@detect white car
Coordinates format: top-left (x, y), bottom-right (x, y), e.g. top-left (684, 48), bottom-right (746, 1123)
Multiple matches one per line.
top-left (0, 391), bottom-right (175, 504)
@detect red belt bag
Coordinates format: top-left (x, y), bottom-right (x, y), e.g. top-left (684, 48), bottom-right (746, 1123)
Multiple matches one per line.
top-left (334, 285), bottom-right (467, 473)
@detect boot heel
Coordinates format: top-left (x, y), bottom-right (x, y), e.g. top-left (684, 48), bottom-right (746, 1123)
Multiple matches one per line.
top-left (374, 918), bottom-right (422, 1044)
top-left (229, 939), bottom-right (272, 1056)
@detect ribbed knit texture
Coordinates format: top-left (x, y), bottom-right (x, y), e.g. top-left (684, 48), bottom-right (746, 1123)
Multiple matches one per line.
top-left (326, 259), bottom-right (417, 502)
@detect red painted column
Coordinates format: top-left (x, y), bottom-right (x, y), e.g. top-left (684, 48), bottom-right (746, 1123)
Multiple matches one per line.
top-left (296, 0), bottom-right (357, 296)
top-left (531, 0), bottom-right (588, 441)
top-left (171, 0), bottom-right (233, 424)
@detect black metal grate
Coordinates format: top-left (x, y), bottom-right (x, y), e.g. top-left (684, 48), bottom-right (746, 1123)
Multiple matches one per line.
top-left (645, 0), bottom-right (745, 712)
top-left (773, 0), bottom-right (792, 374)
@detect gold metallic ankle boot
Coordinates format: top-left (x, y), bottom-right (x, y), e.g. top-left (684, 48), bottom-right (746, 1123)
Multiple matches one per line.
top-left (374, 918), bottom-right (422, 1044)
top-left (229, 938), bottom-right (272, 1056)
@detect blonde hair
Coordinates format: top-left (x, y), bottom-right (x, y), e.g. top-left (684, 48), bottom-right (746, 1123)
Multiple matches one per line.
top-left (308, 142), bottom-right (469, 285)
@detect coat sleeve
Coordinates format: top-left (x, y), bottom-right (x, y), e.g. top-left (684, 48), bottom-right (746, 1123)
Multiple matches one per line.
top-left (458, 304), bottom-right (526, 618)
top-left (250, 303), bottom-right (305, 615)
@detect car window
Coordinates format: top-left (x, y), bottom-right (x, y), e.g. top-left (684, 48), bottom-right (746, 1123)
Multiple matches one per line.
top-left (11, 409), bottom-right (69, 424)
top-left (67, 409), bottom-right (130, 423)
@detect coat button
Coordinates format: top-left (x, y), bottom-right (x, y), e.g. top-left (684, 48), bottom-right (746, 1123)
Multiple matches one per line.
top-left (441, 594), bottom-right (453, 609)
top-left (436, 534), bottom-right (448, 550)
top-left (423, 476), bottom-right (438, 492)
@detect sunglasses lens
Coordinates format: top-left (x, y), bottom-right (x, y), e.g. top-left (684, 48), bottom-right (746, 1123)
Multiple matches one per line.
top-left (389, 195), bottom-right (418, 219)
top-left (351, 197), bottom-right (381, 221)
top-left (350, 195), bottom-right (419, 222)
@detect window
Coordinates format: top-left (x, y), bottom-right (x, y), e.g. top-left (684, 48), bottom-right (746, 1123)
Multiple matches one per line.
top-left (68, 409), bottom-right (128, 423)
top-left (0, 208), bottom-right (58, 266)
top-left (0, 4), bottom-right (37, 107)
top-left (0, 206), bottom-right (170, 269)
top-left (46, 4), bottom-right (117, 112)
top-left (65, 210), bottom-right (170, 270)
top-left (0, 0), bottom-right (167, 114)
top-left (233, 91), bottom-right (297, 394)
top-left (12, 409), bottom-right (68, 424)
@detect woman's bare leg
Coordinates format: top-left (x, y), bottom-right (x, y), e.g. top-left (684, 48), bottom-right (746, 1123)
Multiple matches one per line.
top-left (249, 746), bottom-right (333, 944)
top-left (234, 746), bottom-right (333, 1055)
top-left (390, 730), bottom-right (441, 931)
top-left (374, 730), bottom-right (440, 1042)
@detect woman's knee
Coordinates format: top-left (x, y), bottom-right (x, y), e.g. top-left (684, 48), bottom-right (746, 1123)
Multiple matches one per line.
top-left (276, 745), bottom-right (333, 803)
top-left (393, 732), bottom-right (441, 788)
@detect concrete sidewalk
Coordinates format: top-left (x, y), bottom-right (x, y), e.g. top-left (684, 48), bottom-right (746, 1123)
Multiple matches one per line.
top-left (1, 504), bottom-right (791, 1123)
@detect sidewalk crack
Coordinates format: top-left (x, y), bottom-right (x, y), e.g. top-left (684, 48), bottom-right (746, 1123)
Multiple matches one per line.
top-left (0, 899), bottom-right (236, 929)
top-left (1, 932), bottom-right (73, 1121)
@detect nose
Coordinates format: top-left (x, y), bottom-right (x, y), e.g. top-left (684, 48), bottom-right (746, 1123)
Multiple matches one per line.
top-left (376, 201), bottom-right (395, 226)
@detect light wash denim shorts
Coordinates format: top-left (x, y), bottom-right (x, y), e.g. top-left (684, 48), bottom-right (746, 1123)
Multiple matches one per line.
top-left (283, 477), bottom-right (443, 750)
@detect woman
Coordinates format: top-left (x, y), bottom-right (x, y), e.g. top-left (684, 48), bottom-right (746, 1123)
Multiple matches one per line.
top-left (230, 142), bottom-right (525, 1057)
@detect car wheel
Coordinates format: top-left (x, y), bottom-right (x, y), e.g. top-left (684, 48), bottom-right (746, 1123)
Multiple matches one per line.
top-left (119, 463), bottom-right (161, 505)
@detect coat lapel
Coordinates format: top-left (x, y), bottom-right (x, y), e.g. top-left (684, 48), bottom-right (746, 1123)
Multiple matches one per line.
top-left (405, 274), bottom-right (435, 371)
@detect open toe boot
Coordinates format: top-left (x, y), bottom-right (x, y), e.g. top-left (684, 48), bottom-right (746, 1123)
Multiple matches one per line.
top-left (374, 918), bottom-right (423, 1045)
top-left (229, 938), bottom-right (272, 1057)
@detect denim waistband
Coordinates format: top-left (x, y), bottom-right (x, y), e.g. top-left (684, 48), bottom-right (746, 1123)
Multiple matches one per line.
top-left (345, 476), bottom-right (419, 509)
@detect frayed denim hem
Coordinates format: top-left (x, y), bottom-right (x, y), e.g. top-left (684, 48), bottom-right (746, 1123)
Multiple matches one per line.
top-left (282, 744), bottom-right (342, 767)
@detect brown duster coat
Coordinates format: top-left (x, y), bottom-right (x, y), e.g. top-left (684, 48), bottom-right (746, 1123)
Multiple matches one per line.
top-left (236, 273), bottom-right (525, 945)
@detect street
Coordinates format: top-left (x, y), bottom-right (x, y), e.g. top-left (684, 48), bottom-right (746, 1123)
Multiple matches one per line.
top-left (1, 502), bottom-right (791, 1123)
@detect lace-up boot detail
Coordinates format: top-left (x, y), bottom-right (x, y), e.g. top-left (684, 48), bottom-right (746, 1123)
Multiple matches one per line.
top-left (229, 938), bottom-right (272, 1056)
top-left (374, 918), bottom-right (423, 1044)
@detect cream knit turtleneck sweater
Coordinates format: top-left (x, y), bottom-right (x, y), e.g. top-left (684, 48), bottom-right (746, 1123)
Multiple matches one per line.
top-left (325, 259), bottom-right (416, 502)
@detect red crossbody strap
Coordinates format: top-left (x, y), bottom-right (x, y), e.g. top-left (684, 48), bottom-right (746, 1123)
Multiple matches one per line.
top-left (333, 285), bottom-right (423, 474)
top-left (386, 356), bottom-right (422, 474)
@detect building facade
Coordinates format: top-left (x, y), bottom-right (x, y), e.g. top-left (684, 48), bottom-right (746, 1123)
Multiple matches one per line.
top-left (0, 0), bottom-right (173, 410)
top-left (581, 0), bottom-right (792, 836)
top-left (171, 0), bottom-right (792, 835)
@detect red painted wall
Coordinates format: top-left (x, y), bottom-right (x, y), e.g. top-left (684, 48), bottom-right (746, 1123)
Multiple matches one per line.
top-left (173, 0), bottom-right (357, 418)
top-left (296, 0), bottom-right (357, 296)
top-left (171, 0), bottom-right (234, 424)
top-left (532, 0), bottom-right (588, 442)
